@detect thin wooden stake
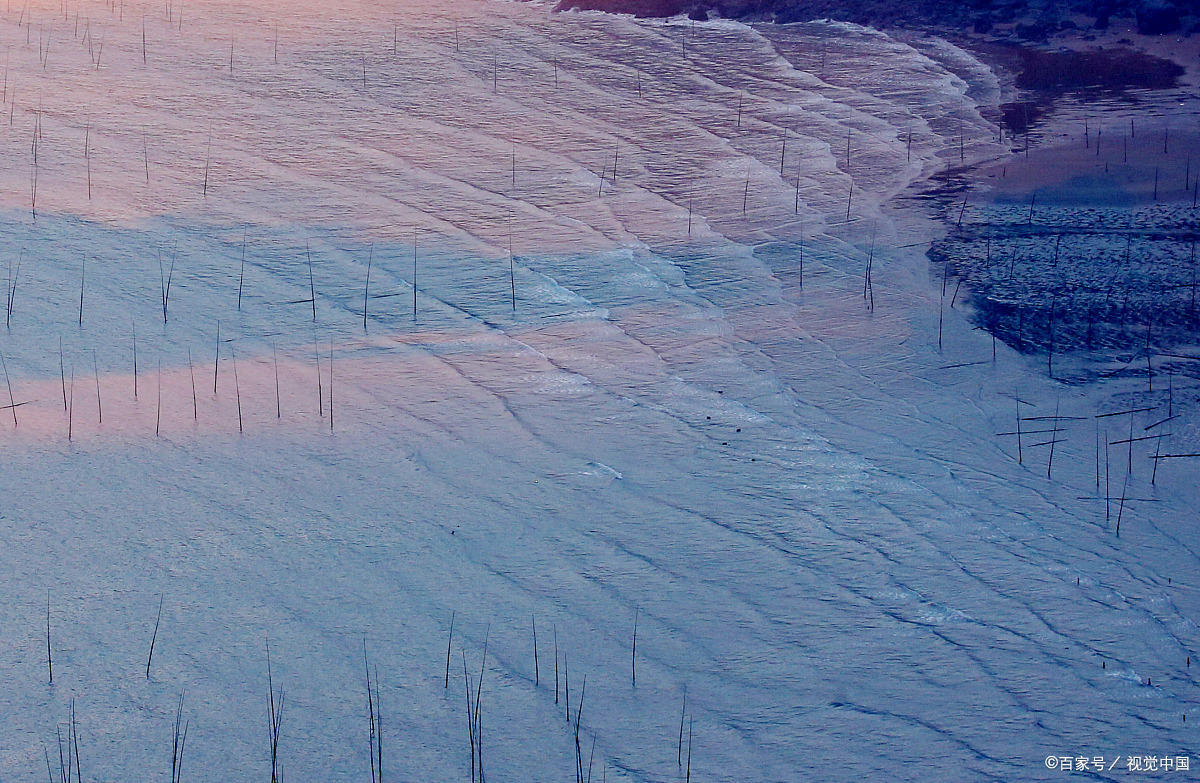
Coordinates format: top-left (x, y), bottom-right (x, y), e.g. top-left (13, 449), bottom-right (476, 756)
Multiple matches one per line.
top-left (686, 717), bottom-right (693, 782)
top-left (678, 688), bottom-right (688, 764)
top-left (46, 590), bottom-right (52, 684)
top-left (631, 606), bottom-right (638, 687)
top-left (315, 339), bottom-right (323, 418)
top-left (213, 321), bottom-right (220, 395)
top-left (444, 610), bottom-right (455, 688)
top-left (1016, 398), bottom-right (1023, 465)
top-left (146, 593), bottom-right (164, 679)
top-left (232, 348), bottom-right (243, 434)
top-left (202, 131), bottom-right (211, 196)
top-left (92, 349), bottom-right (102, 424)
top-left (78, 255), bottom-right (85, 325)
top-left (306, 241), bottom-right (316, 321)
top-left (188, 348), bottom-right (197, 422)
top-left (59, 337), bottom-right (67, 411)
top-left (363, 245), bottom-right (372, 330)
top-left (1047, 399), bottom-right (1060, 478)
top-left (1116, 472), bottom-right (1129, 537)
top-left (532, 616), bottom-right (539, 687)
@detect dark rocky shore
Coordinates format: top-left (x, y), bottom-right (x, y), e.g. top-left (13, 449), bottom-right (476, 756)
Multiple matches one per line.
top-left (553, 0), bottom-right (1197, 40)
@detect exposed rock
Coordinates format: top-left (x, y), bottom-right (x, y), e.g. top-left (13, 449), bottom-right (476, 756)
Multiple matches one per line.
top-left (1015, 20), bottom-right (1054, 40)
top-left (1136, 0), bottom-right (1181, 34)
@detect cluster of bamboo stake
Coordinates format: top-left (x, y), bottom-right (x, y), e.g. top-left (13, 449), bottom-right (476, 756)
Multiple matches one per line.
top-left (43, 700), bottom-right (83, 783)
top-left (266, 641), bottom-right (285, 783)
